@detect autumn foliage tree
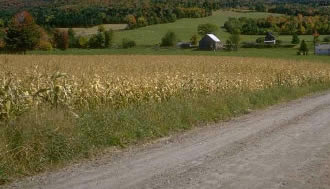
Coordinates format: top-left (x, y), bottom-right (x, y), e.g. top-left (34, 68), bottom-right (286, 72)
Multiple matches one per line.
top-left (4, 11), bottom-right (41, 53)
top-left (53, 29), bottom-right (69, 50)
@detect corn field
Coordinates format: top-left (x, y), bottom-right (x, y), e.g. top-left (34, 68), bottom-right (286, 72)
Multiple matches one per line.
top-left (1, 55), bottom-right (330, 122)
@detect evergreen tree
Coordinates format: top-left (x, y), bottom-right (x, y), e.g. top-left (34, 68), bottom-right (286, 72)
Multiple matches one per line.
top-left (291, 33), bottom-right (300, 44)
top-left (4, 11), bottom-right (41, 54)
top-left (299, 40), bottom-right (309, 55)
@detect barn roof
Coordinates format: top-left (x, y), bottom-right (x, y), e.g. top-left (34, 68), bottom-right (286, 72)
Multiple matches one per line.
top-left (206, 34), bottom-right (220, 42)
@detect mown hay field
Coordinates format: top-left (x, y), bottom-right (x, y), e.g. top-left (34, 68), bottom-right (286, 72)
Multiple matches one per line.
top-left (1, 55), bottom-right (330, 184)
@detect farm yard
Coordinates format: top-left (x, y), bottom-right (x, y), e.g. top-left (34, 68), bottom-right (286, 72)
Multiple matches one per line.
top-left (1, 55), bottom-right (330, 184)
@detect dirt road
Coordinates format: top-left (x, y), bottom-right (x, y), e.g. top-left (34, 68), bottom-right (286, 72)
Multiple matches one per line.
top-left (6, 92), bottom-right (330, 189)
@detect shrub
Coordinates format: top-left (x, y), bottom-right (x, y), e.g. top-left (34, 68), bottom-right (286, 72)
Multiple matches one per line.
top-left (89, 32), bottom-right (105, 49)
top-left (137, 17), bottom-right (148, 27)
top-left (122, 38), bottom-right (136, 48)
top-left (225, 40), bottom-right (234, 51)
top-left (104, 29), bottom-right (114, 48)
top-left (228, 30), bottom-right (241, 51)
top-left (0, 40), bottom-right (5, 50)
top-left (0, 29), bottom-right (5, 50)
top-left (291, 33), bottom-right (300, 44)
top-left (68, 28), bottom-right (78, 48)
top-left (190, 34), bottom-right (199, 46)
top-left (324, 36), bottom-right (330, 42)
top-left (298, 40), bottom-right (309, 55)
top-left (256, 37), bottom-right (264, 44)
top-left (197, 23), bottom-right (218, 36)
top-left (125, 15), bottom-right (137, 29)
top-left (167, 14), bottom-right (177, 23)
top-left (78, 36), bottom-right (89, 48)
top-left (97, 25), bottom-right (105, 33)
top-left (38, 40), bottom-right (53, 51)
top-left (0, 19), bottom-right (4, 28)
top-left (53, 30), bottom-right (69, 50)
top-left (160, 31), bottom-right (177, 47)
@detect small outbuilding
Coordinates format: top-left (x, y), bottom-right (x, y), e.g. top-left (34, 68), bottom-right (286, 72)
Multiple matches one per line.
top-left (199, 34), bottom-right (222, 50)
top-left (264, 32), bottom-right (276, 45)
top-left (315, 44), bottom-right (330, 55)
top-left (176, 42), bottom-right (193, 49)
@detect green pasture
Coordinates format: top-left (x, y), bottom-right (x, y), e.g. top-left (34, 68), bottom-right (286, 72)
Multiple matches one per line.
top-left (27, 10), bottom-right (329, 62)
top-left (113, 11), bottom-right (283, 46)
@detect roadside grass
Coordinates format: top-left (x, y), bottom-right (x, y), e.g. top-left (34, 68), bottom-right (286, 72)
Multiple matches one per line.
top-left (1, 82), bottom-right (330, 185)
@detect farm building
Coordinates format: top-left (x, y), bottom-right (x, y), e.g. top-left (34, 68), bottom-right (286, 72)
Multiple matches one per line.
top-left (315, 44), bottom-right (330, 55)
top-left (176, 42), bottom-right (193, 49)
top-left (264, 32), bottom-right (276, 45)
top-left (199, 34), bottom-right (222, 50)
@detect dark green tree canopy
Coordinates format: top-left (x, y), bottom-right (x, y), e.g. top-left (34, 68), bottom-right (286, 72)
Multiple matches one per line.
top-left (291, 33), bottom-right (300, 44)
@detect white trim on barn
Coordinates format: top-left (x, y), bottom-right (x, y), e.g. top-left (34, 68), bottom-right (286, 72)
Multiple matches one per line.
top-left (206, 34), bottom-right (221, 42)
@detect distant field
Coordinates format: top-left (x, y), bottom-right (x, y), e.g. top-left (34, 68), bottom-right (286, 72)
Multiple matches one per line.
top-left (28, 11), bottom-right (329, 61)
top-left (113, 11), bottom-right (283, 46)
top-left (57, 24), bottom-right (128, 36)
top-left (55, 11), bottom-right (326, 48)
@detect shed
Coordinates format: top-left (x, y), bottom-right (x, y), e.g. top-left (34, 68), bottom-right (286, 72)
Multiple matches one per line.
top-left (264, 32), bottom-right (276, 45)
top-left (176, 42), bottom-right (193, 49)
top-left (199, 34), bottom-right (222, 50)
top-left (315, 44), bottom-right (330, 55)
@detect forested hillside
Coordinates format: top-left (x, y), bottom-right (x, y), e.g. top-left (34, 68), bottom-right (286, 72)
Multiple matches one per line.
top-left (0, 0), bottom-right (329, 28)
top-left (0, 0), bottom-right (256, 28)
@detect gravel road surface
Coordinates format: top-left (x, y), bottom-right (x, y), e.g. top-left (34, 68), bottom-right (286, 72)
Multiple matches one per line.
top-left (5, 92), bottom-right (330, 189)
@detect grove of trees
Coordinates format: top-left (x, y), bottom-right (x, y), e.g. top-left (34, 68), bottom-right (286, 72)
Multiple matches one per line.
top-left (0, 11), bottom-right (120, 53)
top-left (4, 11), bottom-right (41, 53)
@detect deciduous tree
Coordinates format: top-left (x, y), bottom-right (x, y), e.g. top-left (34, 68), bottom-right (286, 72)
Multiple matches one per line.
top-left (197, 23), bottom-right (218, 36)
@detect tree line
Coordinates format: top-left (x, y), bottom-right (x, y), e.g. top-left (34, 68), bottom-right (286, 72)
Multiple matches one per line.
top-left (2, 0), bottom-right (319, 29)
top-left (224, 15), bottom-right (330, 35)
